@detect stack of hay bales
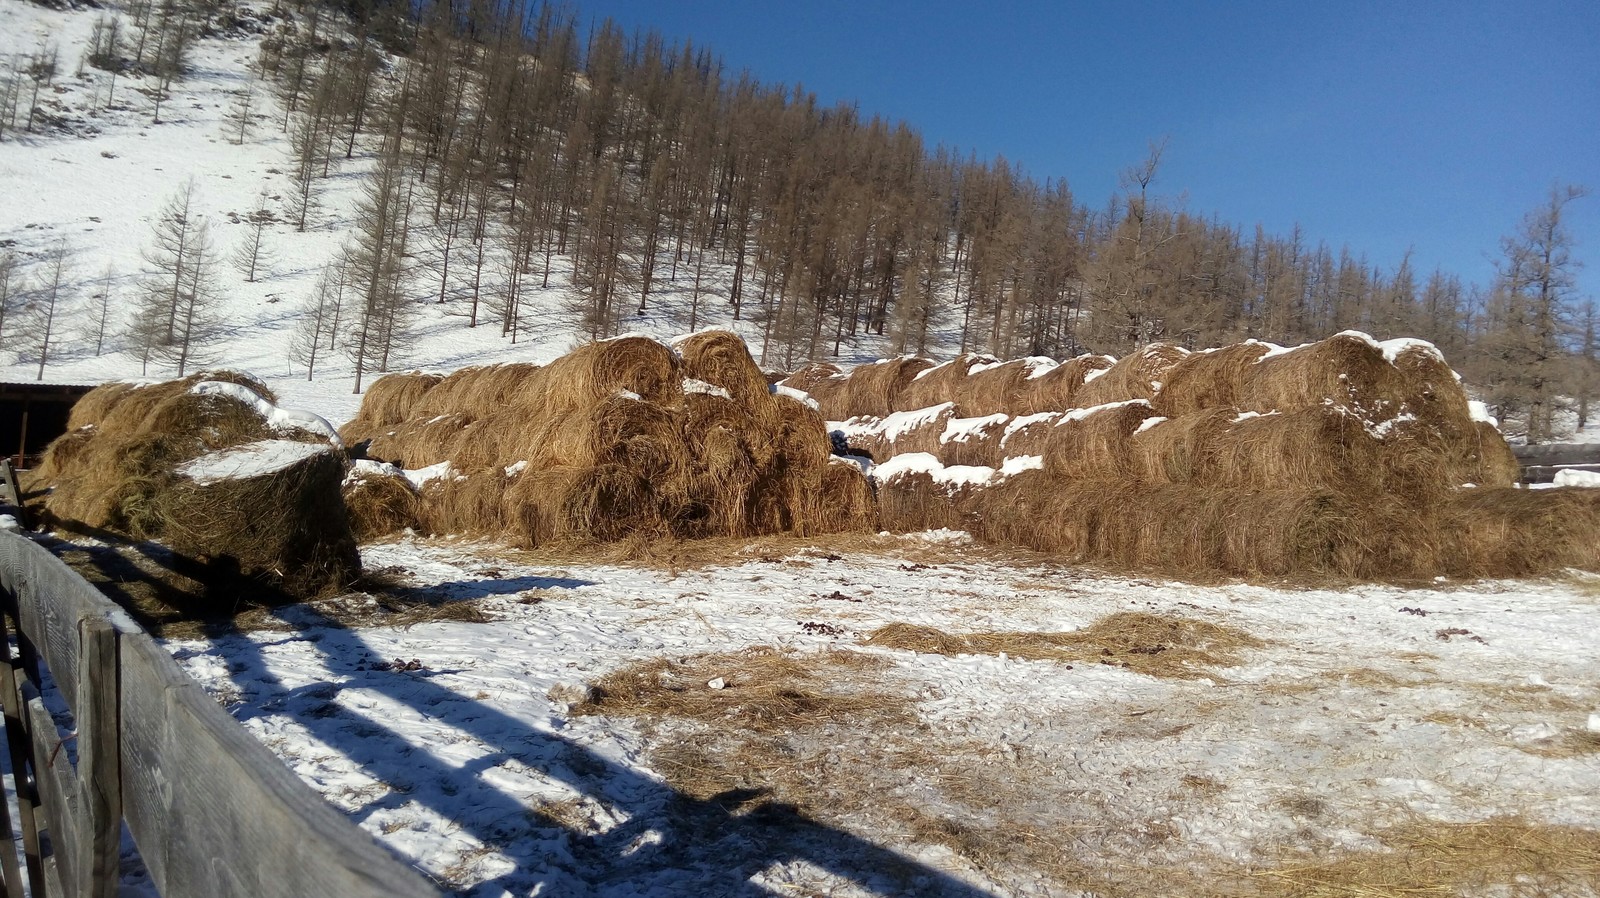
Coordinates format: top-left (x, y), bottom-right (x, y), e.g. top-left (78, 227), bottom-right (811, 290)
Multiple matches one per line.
top-left (782, 332), bottom-right (1594, 579)
top-left (342, 331), bottom-right (875, 546)
top-left (32, 372), bottom-right (359, 598)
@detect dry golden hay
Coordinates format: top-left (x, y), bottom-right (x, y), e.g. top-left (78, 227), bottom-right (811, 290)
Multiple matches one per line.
top-left (405, 363), bottom-right (545, 423)
top-left (970, 472), bottom-right (1434, 579)
top-left (955, 357), bottom-right (1057, 417)
top-left (1071, 342), bottom-right (1189, 408)
top-left (159, 447), bottom-right (359, 599)
top-left (674, 329), bottom-right (771, 408)
top-left (1038, 401), bottom-right (1160, 482)
top-left (937, 413), bottom-right (1011, 468)
top-left (1438, 487), bottom-right (1600, 577)
top-left (1148, 341), bottom-right (1274, 418)
top-left (1236, 331), bottom-right (1410, 419)
top-left (63, 381), bottom-right (135, 430)
top-left (364, 412), bottom-right (473, 469)
top-left (572, 646), bottom-right (896, 731)
top-left (894, 353), bottom-right (997, 413)
top-left (1132, 407), bottom-right (1402, 495)
top-left (810, 459), bottom-right (878, 534)
top-left (1014, 353), bottom-right (1115, 415)
top-left (680, 392), bottom-right (761, 538)
top-left (761, 391), bottom-right (834, 472)
top-left (341, 462), bottom-right (420, 542)
top-left (1244, 816), bottom-right (1600, 898)
top-left (840, 356), bottom-right (937, 419)
top-left (34, 373), bottom-right (359, 601)
top-left (1386, 340), bottom-right (1474, 425)
top-left (863, 610), bottom-right (1262, 679)
top-left (511, 394), bottom-right (690, 484)
top-left (831, 403), bottom-right (956, 463)
top-left (531, 336), bottom-right (684, 413)
top-left (1469, 421), bottom-right (1522, 488)
top-left (416, 468), bottom-right (509, 536)
top-left (778, 363), bottom-right (849, 419)
top-left (341, 372), bottom-right (444, 444)
top-left (513, 463), bottom-right (667, 546)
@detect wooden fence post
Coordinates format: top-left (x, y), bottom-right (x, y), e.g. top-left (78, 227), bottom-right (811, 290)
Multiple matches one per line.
top-left (75, 618), bottom-right (120, 898)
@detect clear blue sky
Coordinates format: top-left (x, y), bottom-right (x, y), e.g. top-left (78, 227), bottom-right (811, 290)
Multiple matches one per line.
top-left (586, 0), bottom-right (1600, 305)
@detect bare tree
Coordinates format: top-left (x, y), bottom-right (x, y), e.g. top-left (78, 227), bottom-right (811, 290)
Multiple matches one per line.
top-left (131, 180), bottom-right (224, 375)
top-left (233, 188), bottom-right (278, 282)
top-left (17, 240), bottom-right (74, 380)
top-left (344, 139), bottom-right (415, 392)
top-left (288, 262), bottom-right (345, 380)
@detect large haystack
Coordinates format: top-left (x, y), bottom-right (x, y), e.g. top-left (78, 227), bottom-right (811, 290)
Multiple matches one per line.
top-left (1236, 332), bottom-right (1409, 420)
top-left (347, 335), bottom-right (873, 547)
top-left (33, 374), bottom-right (358, 599)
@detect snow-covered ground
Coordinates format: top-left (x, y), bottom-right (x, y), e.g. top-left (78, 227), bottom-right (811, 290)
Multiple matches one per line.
top-left (156, 532), bottom-right (1600, 897)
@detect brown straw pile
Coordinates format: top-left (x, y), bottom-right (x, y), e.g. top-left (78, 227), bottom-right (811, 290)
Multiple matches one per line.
top-left (343, 331), bottom-right (874, 546)
top-left (31, 372), bottom-right (359, 599)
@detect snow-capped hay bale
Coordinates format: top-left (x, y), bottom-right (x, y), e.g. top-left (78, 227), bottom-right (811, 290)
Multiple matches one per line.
top-left (1039, 401), bottom-right (1159, 482)
top-left (843, 357), bottom-right (937, 419)
top-left (675, 330), bottom-right (770, 408)
top-left (895, 353), bottom-right (997, 413)
top-left (1386, 341), bottom-right (1473, 425)
top-left (961, 357), bottom-right (1056, 416)
top-left (341, 460), bottom-right (419, 541)
top-left (830, 403), bottom-right (955, 462)
top-left (1438, 488), bottom-right (1600, 577)
top-left (1150, 342), bottom-right (1275, 418)
top-left (874, 453), bottom-right (992, 533)
top-left (1072, 342), bottom-right (1189, 409)
top-left (1015, 354), bottom-right (1116, 415)
top-left (778, 363), bottom-right (848, 419)
top-left (1205, 408), bottom-right (1399, 495)
top-left (159, 441), bottom-right (359, 598)
top-left (343, 372), bottom-right (444, 443)
top-left (1237, 332), bottom-right (1409, 419)
top-left (937, 413), bottom-right (1010, 468)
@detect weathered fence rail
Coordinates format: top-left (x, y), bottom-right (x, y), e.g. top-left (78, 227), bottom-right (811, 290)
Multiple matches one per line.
top-left (1511, 443), bottom-right (1600, 484)
top-left (0, 531), bottom-right (441, 898)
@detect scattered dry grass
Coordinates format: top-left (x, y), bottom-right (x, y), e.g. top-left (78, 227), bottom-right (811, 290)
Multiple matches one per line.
top-left (862, 611), bottom-right (1263, 679)
top-left (1242, 816), bottom-right (1600, 898)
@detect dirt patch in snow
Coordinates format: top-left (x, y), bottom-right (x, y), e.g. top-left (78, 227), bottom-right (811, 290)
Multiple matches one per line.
top-left (862, 611), bottom-right (1263, 680)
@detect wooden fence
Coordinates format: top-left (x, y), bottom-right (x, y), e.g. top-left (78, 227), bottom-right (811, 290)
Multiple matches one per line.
top-left (1511, 443), bottom-right (1600, 484)
top-left (0, 531), bottom-right (441, 898)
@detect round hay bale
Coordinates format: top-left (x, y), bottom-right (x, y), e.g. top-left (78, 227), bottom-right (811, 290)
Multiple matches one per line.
top-left (366, 412), bottom-right (472, 469)
top-left (1126, 409), bottom-right (1231, 484)
top-left (938, 413), bottom-right (1010, 468)
top-left (1438, 487), bottom-right (1600, 576)
top-left (416, 467), bottom-right (508, 536)
top-left (1072, 342), bottom-right (1189, 409)
top-left (65, 382), bottom-right (136, 430)
top-left (1236, 332), bottom-right (1409, 420)
top-left (961, 357), bottom-right (1057, 416)
top-left (342, 460), bottom-right (420, 542)
top-left (533, 336), bottom-right (684, 413)
top-left (1039, 401), bottom-right (1160, 482)
top-left (843, 356), bottom-right (937, 419)
top-left (160, 442), bottom-right (360, 598)
top-left (807, 459), bottom-right (877, 534)
top-left (1015, 354), bottom-right (1115, 415)
top-left (682, 393), bottom-right (761, 537)
top-left (761, 392), bottom-right (833, 472)
top-left (1149, 342), bottom-right (1275, 417)
top-left (895, 353), bottom-right (997, 413)
top-left (343, 372), bottom-right (444, 443)
top-left (675, 329), bottom-right (770, 408)
top-left (778, 363), bottom-right (848, 419)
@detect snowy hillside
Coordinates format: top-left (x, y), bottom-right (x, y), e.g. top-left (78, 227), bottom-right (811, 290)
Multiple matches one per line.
top-left (0, 0), bottom-right (884, 425)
